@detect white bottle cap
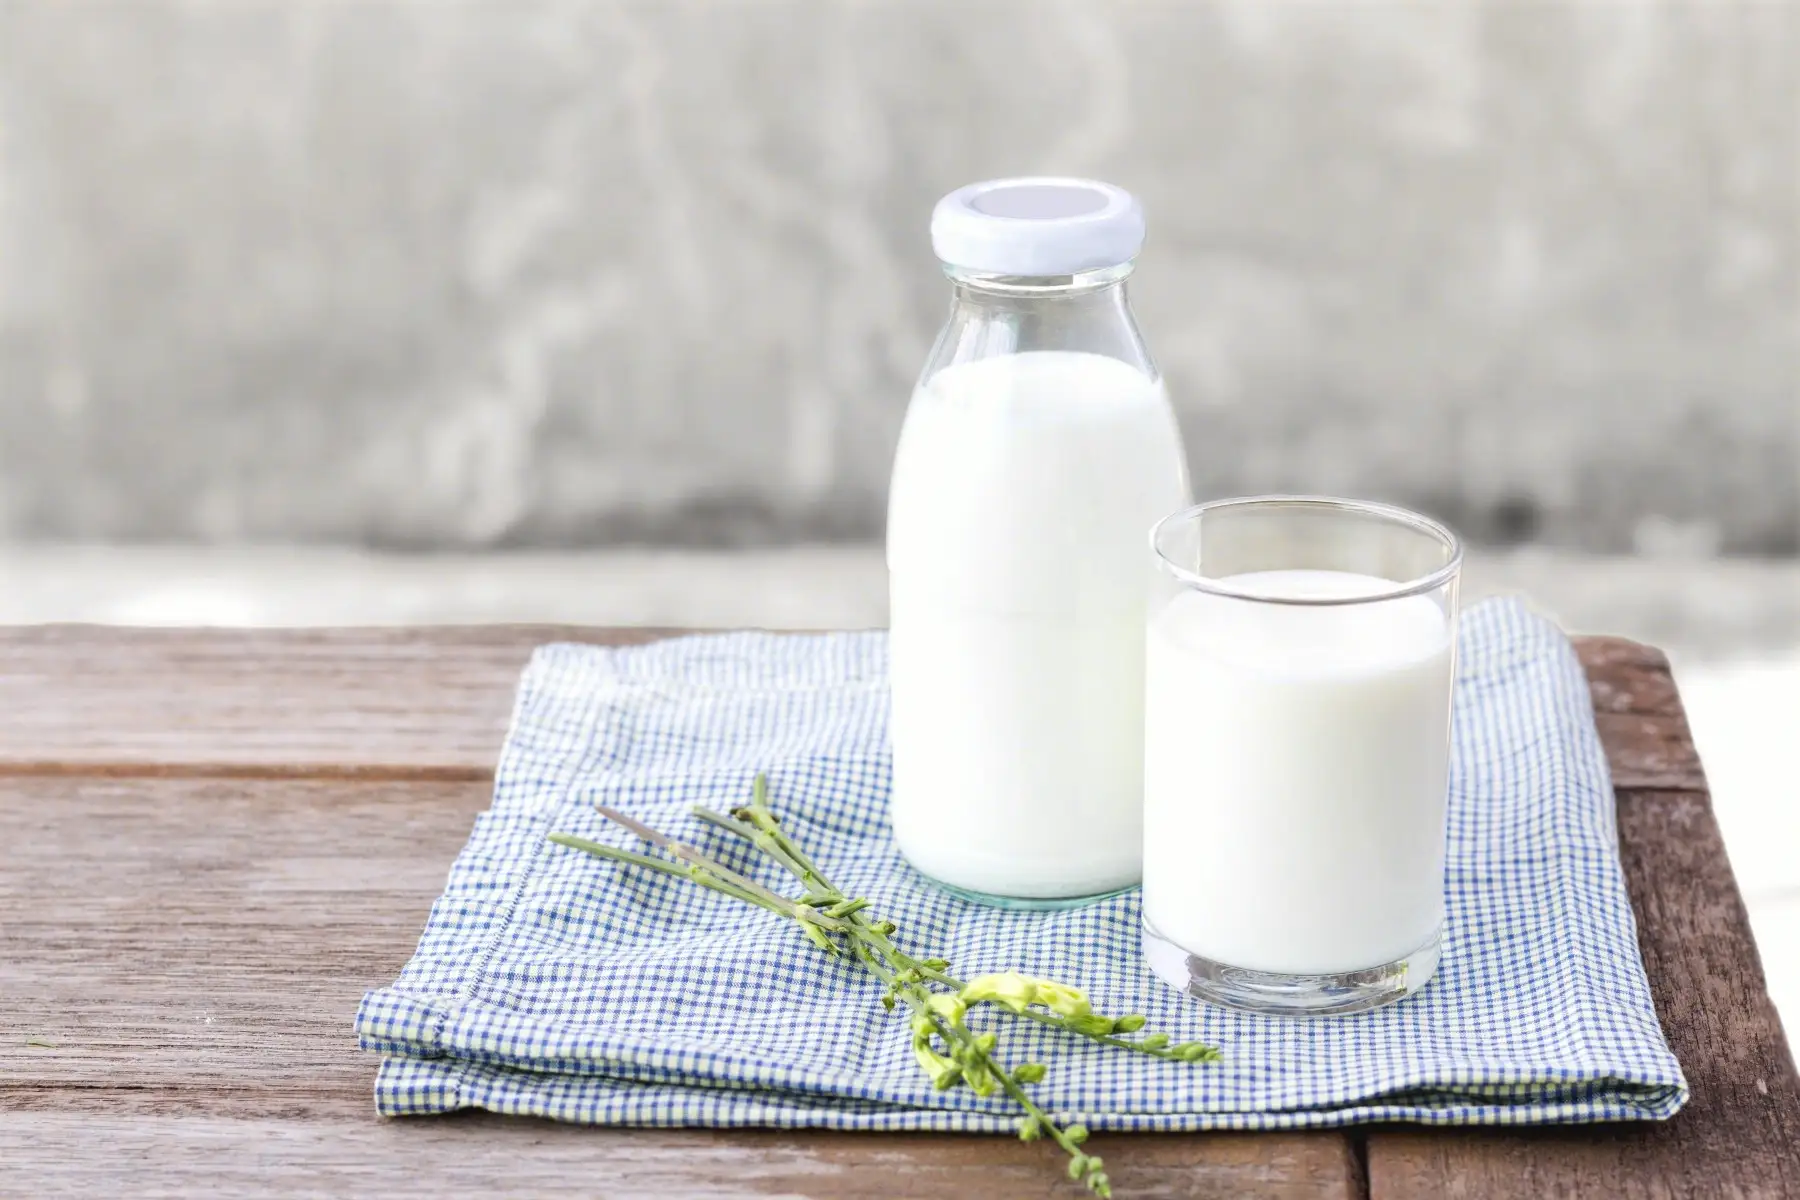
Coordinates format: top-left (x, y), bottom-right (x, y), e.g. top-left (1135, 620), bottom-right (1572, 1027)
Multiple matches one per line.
top-left (930, 177), bottom-right (1145, 276)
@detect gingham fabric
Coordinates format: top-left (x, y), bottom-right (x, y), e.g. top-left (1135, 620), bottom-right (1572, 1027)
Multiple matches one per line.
top-left (357, 598), bottom-right (1686, 1129)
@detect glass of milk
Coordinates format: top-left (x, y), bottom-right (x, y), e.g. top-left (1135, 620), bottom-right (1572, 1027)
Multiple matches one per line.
top-left (887, 178), bottom-right (1190, 906)
top-left (1142, 496), bottom-right (1463, 1015)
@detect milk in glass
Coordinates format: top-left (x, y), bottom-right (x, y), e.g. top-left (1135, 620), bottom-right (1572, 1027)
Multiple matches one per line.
top-left (1143, 570), bottom-right (1453, 974)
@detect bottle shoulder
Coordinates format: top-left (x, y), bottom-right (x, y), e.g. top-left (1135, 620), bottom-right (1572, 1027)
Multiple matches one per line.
top-left (919, 280), bottom-right (1160, 385)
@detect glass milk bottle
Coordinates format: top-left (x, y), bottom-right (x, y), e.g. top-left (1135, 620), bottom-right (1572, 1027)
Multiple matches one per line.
top-left (887, 178), bottom-right (1189, 905)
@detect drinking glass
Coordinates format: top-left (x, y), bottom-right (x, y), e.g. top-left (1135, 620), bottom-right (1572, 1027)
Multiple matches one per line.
top-left (1141, 496), bottom-right (1463, 1016)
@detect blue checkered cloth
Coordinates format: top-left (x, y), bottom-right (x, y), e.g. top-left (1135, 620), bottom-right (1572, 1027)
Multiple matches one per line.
top-left (357, 598), bottom-right (1686, 1130)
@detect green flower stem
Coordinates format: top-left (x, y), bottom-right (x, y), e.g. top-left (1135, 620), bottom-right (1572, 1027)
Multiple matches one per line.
top-left (593, 803), bottom-right (842, 925)
top-left (1012, 1006), bottom-right (1219, 1062)
top-left (693, 790), bottom-right (1211, 1066)
top-left (687, 788), bottom-right (1110, 1193)
top-left (745, 774), bottom-right (832, 881)
top-left (694, 775), bottom-right (833, 894)
top-left (690, 805), bottom-right (833, 902)
top-left (546, 833), bottom-right (847, 931)
top-left (844, 933), bottom-right (1102, 1193)
top-left (560, 779), bottom-right (1198, 1197)
top-left (694, 802), bottom-right (836, 892)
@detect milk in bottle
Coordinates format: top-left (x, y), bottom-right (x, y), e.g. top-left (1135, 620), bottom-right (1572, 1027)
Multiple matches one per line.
top-left (887, 178), bottom-right (1189, 902)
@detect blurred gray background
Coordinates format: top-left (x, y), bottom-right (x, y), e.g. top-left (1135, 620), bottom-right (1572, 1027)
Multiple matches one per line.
top-left (0, 0), bottom-right (1794, 552)
top-left (0, 1), bottom-right (1796, 1036)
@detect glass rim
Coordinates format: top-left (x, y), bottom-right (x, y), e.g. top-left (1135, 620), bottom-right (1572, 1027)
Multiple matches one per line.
top-left (1148, 494), bottom-right (1465, 606)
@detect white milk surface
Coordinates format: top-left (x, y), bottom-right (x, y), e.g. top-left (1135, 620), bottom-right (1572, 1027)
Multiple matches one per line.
top-left (1142, 570), bottom-right (1455, 973)
top-left (887, 350), bottom-right (1188, 898)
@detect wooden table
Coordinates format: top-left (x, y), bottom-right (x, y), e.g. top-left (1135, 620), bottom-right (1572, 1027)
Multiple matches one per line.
top-left (3, 627), bottom-right (1795, 1198)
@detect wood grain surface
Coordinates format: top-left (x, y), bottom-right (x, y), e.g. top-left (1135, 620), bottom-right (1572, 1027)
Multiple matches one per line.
top-left (0, 626), bottom-right (1791, 1198)
top-left (0, 778), bottom-right (1353, 1198)
top-left (0, 1114), bottom-right (1359, 1200)
top-left (0, 625), bottom-right (671, 778)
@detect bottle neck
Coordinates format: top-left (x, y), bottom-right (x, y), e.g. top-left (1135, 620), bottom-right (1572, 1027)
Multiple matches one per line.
top-left (924, 261), bottom-right (1156, 381)
top-left (944, 260), bottom-right (1135, 300)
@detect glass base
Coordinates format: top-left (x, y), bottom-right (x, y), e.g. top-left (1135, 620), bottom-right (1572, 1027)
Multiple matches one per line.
top-left (912, 868), bottom-right (1135, 912)
top-left (1142, 920), bottom-right (1442, 1016)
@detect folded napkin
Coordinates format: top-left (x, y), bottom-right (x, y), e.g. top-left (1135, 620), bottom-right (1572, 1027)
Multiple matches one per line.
top-left (357, 598), bottom-right (1686, 1130)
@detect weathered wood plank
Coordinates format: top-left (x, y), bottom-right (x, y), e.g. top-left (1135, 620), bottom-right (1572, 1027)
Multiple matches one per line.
top-left (1576, 637), bottom-right (1707, 792)
top-left (0, 774), bottom-right (1359, 1198)
top-left (0, 777), bottom-right (490, 1106)
top-left (0, 625), bottom-right (666, 778)
top-left (0, 1114), bottom-right (1360, 1199)
top-left (1588, 713), bottom-right (1707, 792)
top-left (0, 628), bottom-right (1705, 791)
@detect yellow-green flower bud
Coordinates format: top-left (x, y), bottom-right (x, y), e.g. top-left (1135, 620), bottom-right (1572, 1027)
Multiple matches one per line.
top-left (1114, 1014), bottom-right (1146, 1033)
top-left (1066, 1123), bottom-right (1090, 1144)
top-left (910, 1031), bottom-right (963, 1089)
top-left (1064, 1013), bottom-right (1115, 1036)
top-left (959, 971), bottom-right (1038, 1014)
top-left (1142, 1032), bottom-right (1170, 1050)
top-left (1013, 1062), bottom-right (1048, 1084)
top-left (1033, 979), bottom-right (1091, 1018)
top-left (963, 1058), bottom-right (999, 1097)
top-left (926, 991), bottom-right (967, 1029)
